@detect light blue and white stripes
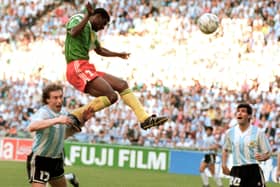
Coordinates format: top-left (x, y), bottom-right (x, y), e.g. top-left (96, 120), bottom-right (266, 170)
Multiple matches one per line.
top-left (223, 125), bottom-right (271, 166)
top-left (30, 106), bottom-right (68, 158)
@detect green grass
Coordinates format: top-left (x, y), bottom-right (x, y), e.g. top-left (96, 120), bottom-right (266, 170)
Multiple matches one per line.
top-left (1, 160), bottom-right (279, 187)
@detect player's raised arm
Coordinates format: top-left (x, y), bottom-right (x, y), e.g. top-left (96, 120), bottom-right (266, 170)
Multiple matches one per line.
top-left (68, 2), bottom-right (94, 37)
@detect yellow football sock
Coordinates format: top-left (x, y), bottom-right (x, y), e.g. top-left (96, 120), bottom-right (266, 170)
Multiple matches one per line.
top-left (71, 96), bottom-right (111, 123)
top-left (120, 88), bottom-right (149, 123)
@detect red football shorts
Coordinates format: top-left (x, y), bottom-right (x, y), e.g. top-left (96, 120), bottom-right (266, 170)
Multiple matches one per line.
top-left (66, 60), bottom-right (104, 92)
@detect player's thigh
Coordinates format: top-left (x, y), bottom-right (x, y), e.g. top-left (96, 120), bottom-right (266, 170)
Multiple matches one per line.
top-left (208, 163), bottom-right (215, 175)
top-left (85, 76), bottom-right (115, 96)
top-left (200, 161), bottom-right (208, 172)
top-left (48, 176), bottom-right (67, 187)
top-left (101, 73), bottom-right (128, 92)
top-left (31, 182), bottom-right (46, 187)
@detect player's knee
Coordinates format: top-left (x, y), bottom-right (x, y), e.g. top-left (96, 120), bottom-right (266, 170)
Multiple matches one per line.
top-left (118, 80), bottom-right (129, 92)
top-left (107, 92), bottom-right (118, 104)
top-left (199, 165), bottom-right (205, 172)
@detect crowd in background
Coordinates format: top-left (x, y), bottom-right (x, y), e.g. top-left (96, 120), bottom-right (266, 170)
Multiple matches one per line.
top-left (0, 0), bottom-right (280, 153)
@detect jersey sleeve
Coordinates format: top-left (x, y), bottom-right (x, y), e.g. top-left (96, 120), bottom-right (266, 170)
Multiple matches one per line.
top-left (30, 108), bottom-right (50, 122)
top-left (67, 17), bottom-right (80, 30)
top-left (66, 14), bottom-right (86, 30)
top-left (223, 130), bottom-right (232, 152)
top-left (258, 130), bottom-right (272, 154)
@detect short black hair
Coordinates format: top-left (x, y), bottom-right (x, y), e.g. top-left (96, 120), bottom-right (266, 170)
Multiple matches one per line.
top-left (237, 103), bottom-right (253, 115)
top-left (205, 126), bottom-right (213, 131)
top-left (93, 8), bottom-right (110, 22)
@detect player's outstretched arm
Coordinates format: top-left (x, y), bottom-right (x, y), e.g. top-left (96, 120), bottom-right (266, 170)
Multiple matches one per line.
top-left (94, 46), bottom-right (130, 59)
top-left (28, 116), bottom-right (73, 132)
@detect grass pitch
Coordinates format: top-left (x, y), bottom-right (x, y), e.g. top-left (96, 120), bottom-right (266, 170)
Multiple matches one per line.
top-left (1, 160), bottom-right (279, 187)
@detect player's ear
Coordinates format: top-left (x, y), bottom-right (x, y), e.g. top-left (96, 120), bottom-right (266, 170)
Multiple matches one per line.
top-left (248, 115), bottom-right (252, 122)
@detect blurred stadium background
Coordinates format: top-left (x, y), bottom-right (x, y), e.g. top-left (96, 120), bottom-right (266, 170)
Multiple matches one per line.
top-left (1, 0), bottom-right (280, 186)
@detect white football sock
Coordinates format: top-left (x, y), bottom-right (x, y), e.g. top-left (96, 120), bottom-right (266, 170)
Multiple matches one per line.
top-left (214, 174), bottom-right (223, 186)
top-left (200, 172), bottom-right (209, 185)
top-left (65, 173), bottom-right (74, 180)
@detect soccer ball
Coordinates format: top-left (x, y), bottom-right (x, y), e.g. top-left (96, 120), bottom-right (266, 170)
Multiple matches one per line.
top-left (197, 13), bottom-right (219, 34)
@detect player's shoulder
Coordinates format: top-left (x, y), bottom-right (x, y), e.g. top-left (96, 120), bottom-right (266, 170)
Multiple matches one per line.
top-left (30, 106), bottom-right (50, 121)
top-left (67, 13), bottom-right (91, 30)
top-left (35, 106), bottom-right (49, 115)
top-left (249, 125), bottom-right (263, 134)
top-left (250, 125), bottom-right (258, 130)
top-left (70, 13), bottom-right (85, 20)
top-left (225, 124), bottom-right (238, 134)
top-left (67, 13), bottom-right (85, 25)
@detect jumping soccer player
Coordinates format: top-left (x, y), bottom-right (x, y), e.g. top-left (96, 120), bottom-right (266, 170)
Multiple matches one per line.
top-left (64, 2), bottom-right (168, 131)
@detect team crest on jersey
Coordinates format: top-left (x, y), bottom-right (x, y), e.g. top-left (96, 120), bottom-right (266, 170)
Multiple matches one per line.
top-left (248, 141), bottom-right (257, 148)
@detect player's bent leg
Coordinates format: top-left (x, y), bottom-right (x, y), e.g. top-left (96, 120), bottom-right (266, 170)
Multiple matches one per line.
top-left (69, 76), bottom-right (122, 132)
top-left (199, 162), bottom-right (207, 173)
top-left (200, 162), bottom-right (209, 187)
top-left (120, 88), bottom-right (150, 122)
top-left (69, 96), bottom-right (111, 131)
top-left (101, 73), bottom-right (129, 93)
top-left (208, 164), bottom-right (215, 176)
top-left (67, 114), bottom-right (82, 132)
top-left (209, 164), bottom-right (223, 187)
top-left (100, 73), bottom-right (169, 129)
top-left (119, 88), bottom-right (168, 129)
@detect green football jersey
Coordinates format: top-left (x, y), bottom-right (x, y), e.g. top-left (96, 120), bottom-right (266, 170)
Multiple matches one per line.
top-left (65, 14), bottom-right (100, 63)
